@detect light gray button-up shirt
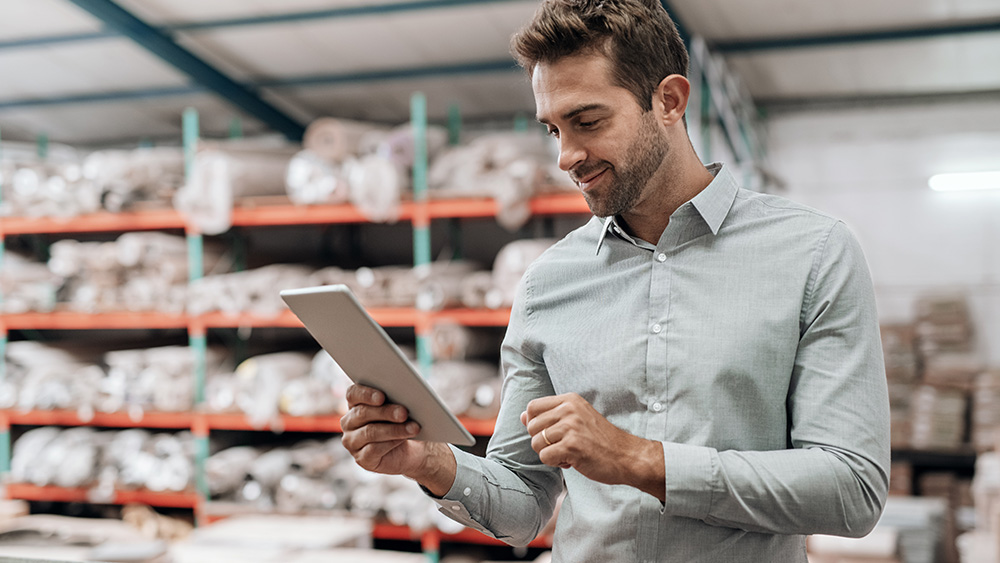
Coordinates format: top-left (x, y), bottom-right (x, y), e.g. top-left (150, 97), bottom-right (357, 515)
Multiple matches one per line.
top-left (433, 163), bottom-right (890, 562)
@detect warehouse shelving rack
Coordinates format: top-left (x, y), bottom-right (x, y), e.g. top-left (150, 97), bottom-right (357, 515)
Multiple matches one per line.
top-left (0, 94), bottom-right (579, 560)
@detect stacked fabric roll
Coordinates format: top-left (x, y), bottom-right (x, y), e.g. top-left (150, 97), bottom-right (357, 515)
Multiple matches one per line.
top-left (0, 341), bottom-right (104, 414)
top-left (102, 345), bottom-right (231, 414)
top-left (174, 142), bottom-right (296, 235)
top-left (10, 427), bottom-right (194, 494)
top-left (48, 232), bottom-right (225, 314)
top-left (428, 132), bottom-right (572, 230)
top-left (0, 251), bottom-right (60, 314)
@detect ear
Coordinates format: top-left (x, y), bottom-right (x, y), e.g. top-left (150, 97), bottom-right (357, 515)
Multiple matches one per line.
top-left (653, 74), bottom-right (690, 127)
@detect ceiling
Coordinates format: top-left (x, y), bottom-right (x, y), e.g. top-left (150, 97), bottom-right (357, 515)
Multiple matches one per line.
top-left (1, 0), bottom-right (998, 147)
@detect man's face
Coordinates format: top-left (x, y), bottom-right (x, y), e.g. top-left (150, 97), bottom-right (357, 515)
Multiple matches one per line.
top-left (532, 52), bottom-right (668, 218)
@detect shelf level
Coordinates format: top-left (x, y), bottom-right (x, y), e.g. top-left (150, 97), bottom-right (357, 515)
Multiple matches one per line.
top-left (6, 483), bottom-right (198, 508)
top-left (372, 523), bottom-right (552, 548)
top-left (1, 410), bottom-right (193, 429)
top-left (0, 193), bottom-right (588, 236)
top-left (0, 311), bottom-right (190, 330)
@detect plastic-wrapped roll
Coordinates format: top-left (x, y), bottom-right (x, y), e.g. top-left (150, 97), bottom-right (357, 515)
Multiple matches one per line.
top-left (310, 350), bottom-right (352, 414)
top-left (489, 239), bottom-right (556, 309)
top-left (414, 261), bottom-right (479, 311)
top-left (173, 149), bottom-right (291, 235)
top-left (11, 427), bottom-right (61, 483)
top-left (279, 377), bottom-right (338, 417)
top-left (347, 154), bottom-right (407, 223)
top-left (285, 149), bottom-right (349, 205)
top-left (276, 473), bottom-right (342, 512)
top-left (429, 322), bottom-right (501, 361)
top-left (303, 118), bottom-right (386, 163)
top-left (376, 125), bottom-right (448, 168)
top-left (458, 270), bottom-right (495, 310)
top-left (235, 352), bottom-right (313, 428)
top-left (428, 361), bottom-right (501, 417)
top-left (207, 446), bottom-right (259, 496)
top-left (0, 252), bottom-right (59, 314)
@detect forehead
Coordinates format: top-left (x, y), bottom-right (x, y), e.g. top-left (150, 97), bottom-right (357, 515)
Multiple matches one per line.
top-left (531, 53), bottom-right (636, 122)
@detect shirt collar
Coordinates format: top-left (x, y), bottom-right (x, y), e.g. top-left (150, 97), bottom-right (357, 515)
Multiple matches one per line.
top-left (595, 162), bottom-right (739, 254)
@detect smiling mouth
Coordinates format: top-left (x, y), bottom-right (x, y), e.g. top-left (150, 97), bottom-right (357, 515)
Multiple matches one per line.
top-left (577, 168), bottom-right (608, 191)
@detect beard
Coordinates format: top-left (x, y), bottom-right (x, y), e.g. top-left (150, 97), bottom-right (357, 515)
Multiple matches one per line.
top-left (574, 112), bottom-right (668, 218)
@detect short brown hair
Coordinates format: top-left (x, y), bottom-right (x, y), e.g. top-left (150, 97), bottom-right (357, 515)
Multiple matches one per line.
top-left (510, 0), bottom-right (689, 112)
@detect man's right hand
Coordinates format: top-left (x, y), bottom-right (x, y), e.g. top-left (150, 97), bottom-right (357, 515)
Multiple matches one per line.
top-left (340, 384), bottom-right (457, 496)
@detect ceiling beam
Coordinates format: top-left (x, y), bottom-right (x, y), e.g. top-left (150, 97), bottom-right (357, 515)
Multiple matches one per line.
top-left (715, 18), bottom-right (1000, 53)
top-left (0, 0), bottom-right (528, 52)
top-left (758, 88), bottom-right (1000, 113)
top-left (0, 59), bottom-right (520, 111)
top-left (64, 0), bottom-right (305, 141)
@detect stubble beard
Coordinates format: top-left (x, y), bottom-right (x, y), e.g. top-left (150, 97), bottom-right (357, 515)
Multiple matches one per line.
top-left (579, 112), bottom-right (668, 218)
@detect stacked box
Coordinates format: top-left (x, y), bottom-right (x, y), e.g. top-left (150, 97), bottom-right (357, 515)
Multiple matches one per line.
top-left (973, 372), bottom-right (1000, 453)
top-left (910, 386), bottom-right (968, 450)
top-left (914, 296), bottom-right (974, 356)
top-left (881, 325), bottom-right (919, 449)
top-left (890, 461), bottom-right (914, 496)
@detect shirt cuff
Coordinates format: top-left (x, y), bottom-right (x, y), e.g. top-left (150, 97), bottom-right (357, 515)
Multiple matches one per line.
top-left (662, 441), bottom-right (718, 521)
top-left (426, 445), bottom-right (494, 537)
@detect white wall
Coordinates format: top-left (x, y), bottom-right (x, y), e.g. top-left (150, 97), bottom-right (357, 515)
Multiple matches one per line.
top-left (765, 99), bottom-right (1000, 364)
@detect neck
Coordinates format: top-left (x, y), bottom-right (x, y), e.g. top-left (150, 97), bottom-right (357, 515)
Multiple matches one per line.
top-left (619, 151), bottom-right (715, 245)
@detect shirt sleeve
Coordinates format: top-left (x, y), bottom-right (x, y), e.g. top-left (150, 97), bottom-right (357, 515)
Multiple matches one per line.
top-left (662, 220), bottom-right (891, 537)
top-left (430, 266), bottom-right (564, 546)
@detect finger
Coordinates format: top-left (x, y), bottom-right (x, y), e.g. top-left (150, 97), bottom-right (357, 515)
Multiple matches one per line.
top-left (520, 411), bottom-right (528, 426)
top-left (340, 403), bottom-right (408, 431)
top-left (343, 420), bottom-right (420, 452)
top-left (354, 439), bottom-right (407, 471)
top-left (524, 394), bottom-right (569, 421)
top-left (524, 411), bottom-right (564, 438)
top-left (346, 384), bottom-right (386, 408)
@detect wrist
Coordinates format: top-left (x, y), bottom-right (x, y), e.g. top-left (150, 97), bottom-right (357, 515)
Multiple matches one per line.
top-left (407, 441), bottom-right (458, 497)
top-left (627, 437), bottom-right (666, 501)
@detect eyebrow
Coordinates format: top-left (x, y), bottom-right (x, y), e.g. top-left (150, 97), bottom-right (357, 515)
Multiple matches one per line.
top-left (537, 103), bottom-right (610, 125)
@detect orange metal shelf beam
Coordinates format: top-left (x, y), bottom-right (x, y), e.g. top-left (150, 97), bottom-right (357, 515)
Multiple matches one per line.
top-left (433, 308), bottom-right (511, 326)
top-left (203, 413), bottom-right (343, 433)
top-left (0, 311), bottom-right (189, 330)
top-left (372, 523), bottom-right (552, 548)
top-left (0, 209), bottom-right (186, 235)
top-left (197, 308), bottom-right (421, 328)
top-left (3, 409), bottom-right (193, 429)
top-left (425, 192), bottom-right (588, 219)
top-left (6, 483), bottom-right (199, 508)
top-left (230, 202), bottom-right (416, 227)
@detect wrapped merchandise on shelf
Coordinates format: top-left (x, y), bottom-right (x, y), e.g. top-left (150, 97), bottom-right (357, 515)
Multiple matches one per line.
top-left (881, 324), bottom-right (919, 383)
top-left (971, 453), bottom-right (1000, 558)
top-left (302, 118), bottom-right (386, 164)
top-left (414, 260), bottom-right (482, 311)
top-left (2, 162), bottom-right (101, 219)
top-left (485, 238), bottom-right (557, 309)
top-left (174, 145), bottom-right (295, 235)
top-left (121, 503), bottom-right (193, 542)
top-left (49, 232), bottom-right (225, 314)
top-left (429, 322), bottom-right (502, 362)
top-left (923, 352), bottom-right (983, 391)
top-left (287, 350), bottom-right (351, 416)
top-left (428, 361), bottom-right (502, 420)
top-left (0, 251), bottom-right (60, 313)
top-left (187, 263), bottom-right (314, 317)
top-left (458, 270), bottom-right (495, 310)
top-left (285, 149), bottom-right (349, 205)
top-left (351, 472), bottom-right (463, 535)
top-left (880, 496), bottom-right (948, 563)
top-left (888, 381), bottom-right (915, 449)
top-left (95, 429), bottom-right (195, 495)
top-left (910, 385), bottom-right (968, 451)
top-left (101, 345), bottom-right (231, 414)
top-left (429, 132), bottom-right (570, 230)
top-left (890, 461), bottom-right (914, 496)
top-left (1, 341), bottom-right (105, 413)
top-left (81, 147), bottom-right (185, 212)
top-left (208, 351), bottom-right (327, 427)
top-left (914, 295), bottom-right (974, 355)
top-left (973, 371), bottom-right (1000, 452)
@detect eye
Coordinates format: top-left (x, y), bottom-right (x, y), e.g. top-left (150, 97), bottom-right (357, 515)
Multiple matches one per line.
top-left (547, 127), bottom-right (560, 138)
top-left (579, 120), bottom-right (597, 129)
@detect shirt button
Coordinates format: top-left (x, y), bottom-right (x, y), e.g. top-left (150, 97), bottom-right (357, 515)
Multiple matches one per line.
top-left (463, 487), bottom-right (471, 496)
top-left (451, 504), bottom-right (462, 512)
top-left (651, 402), bottom-right (664, 412)
top-left (657, 253), bottom-right (666, 262)
top-left (652, 324), bottom-right (662, 334)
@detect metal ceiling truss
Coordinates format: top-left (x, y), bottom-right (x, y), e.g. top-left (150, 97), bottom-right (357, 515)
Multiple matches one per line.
top-left (64, 0), bottom-right (306, 140)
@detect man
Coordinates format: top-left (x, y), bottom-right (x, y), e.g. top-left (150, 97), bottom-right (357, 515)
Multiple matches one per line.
top-left (341, 1), bottom-right (890, 560)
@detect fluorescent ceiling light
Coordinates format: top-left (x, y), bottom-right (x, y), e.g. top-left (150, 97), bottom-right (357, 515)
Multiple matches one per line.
top-left (928, 171), bottom-right (1000, 192)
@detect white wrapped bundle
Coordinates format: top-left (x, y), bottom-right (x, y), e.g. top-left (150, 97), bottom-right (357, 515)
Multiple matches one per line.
top-left (206, 446), bottom-right (259, 497)
top-left (102, 345), bottom-right (230, 414)
top-left (428, 361), bottom-right (501, 418)
top-left (114, 430), bottom-right (194, 492)
top-left (174, 148), bottom-right (292, 235)
top-left (285, 150), bottom-right (349, 205)
top-left (82, 147), bottom-right (185, 212)
top-left (0, 252), bottom-right (59, 313)
top-left (275, 473), bottom-right (343, 513)
top-left (414, 261), bottom-right (481, 311)
top-left (458, 270), bottom-right (495, 309)
top-left (234, 351), bottom-right (314, 428)
top-left (346, 154), bottom-right (408, 223)
top-left (488, 238), bottom-right (556, 309)
top-left (376, 124), bottom-right (448, 168)
top-left (429, 322), bottom-right (501, 361)
top-left (187, 264), bottom-right (314, 317)
top-left (10, 427), bottom-right (61, 484)
top-left (309, 350), bottom-right (353, 414)
top-left (3, 341), bottom-right (104, 414)
top-left (302, 118), bottom-right (386, 163)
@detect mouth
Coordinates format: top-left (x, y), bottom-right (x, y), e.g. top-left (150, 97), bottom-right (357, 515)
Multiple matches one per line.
top-left (576, 168), bottom-right (608, 192)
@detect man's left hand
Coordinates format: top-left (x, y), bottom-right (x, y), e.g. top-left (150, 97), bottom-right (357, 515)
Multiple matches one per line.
top-left (521, 393), bottom-right (666, 501)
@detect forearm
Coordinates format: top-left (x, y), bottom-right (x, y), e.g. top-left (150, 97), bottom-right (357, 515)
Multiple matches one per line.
top-left (407, 441), bottom-right (457, 497)
top-left (664, 442), bottom-right (888, 537)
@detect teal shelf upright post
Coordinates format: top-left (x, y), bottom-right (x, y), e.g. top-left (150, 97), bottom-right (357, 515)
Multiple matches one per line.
top-left (183, 108), bottom-right (210, 518)
top-left (411, 93), bottom-right (434, 382)
top-left (446, 103), bottom-right (463, 260)
top-left (36, 133), bottom-right (48, 160)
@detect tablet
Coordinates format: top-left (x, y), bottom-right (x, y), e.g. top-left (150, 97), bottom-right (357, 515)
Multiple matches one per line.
top-left (280, 284), bottom-right (476, 446)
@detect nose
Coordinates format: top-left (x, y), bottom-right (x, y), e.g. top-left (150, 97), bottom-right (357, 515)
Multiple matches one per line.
top-left (557, 133), bottom-right (586, 172)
